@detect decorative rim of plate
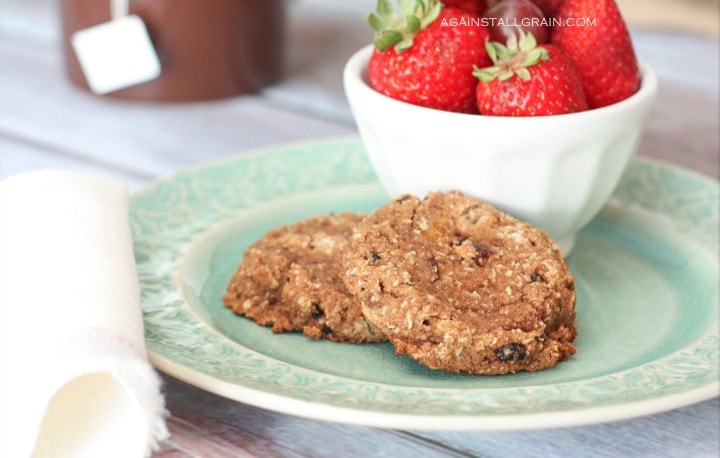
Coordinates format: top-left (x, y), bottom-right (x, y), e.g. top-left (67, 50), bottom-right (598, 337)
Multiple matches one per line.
top-left (131, 136), bottom-right (720, 430)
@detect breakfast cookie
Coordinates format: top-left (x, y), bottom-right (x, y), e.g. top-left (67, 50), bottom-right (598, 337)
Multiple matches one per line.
top-left (223, 213), bottom-right (386, 343)
top-left (342, 191), bottom-right (576, 374)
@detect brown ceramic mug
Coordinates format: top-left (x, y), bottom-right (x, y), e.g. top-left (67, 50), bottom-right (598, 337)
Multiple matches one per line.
top-left (60, 0), bottom-right (285, 102)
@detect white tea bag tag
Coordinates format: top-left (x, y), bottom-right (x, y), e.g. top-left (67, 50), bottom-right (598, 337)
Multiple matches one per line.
top-left (71, 15), bottom-right (161, 95)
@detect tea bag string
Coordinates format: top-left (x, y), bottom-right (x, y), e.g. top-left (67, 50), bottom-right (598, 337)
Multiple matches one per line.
top-left (111, 0), bottom-right (130, 20)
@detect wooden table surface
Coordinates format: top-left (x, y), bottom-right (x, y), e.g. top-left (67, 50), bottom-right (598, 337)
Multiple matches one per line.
top-left (1, 0), bottom-right (719, 456)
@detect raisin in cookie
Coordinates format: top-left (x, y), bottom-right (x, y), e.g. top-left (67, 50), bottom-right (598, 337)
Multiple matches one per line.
top-left (342, 191), bottom-right (576, 374)
top-left (223, 213), bottom-right (386, 343)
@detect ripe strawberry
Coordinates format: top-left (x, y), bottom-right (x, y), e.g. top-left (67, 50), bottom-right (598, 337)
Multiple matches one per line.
top-left (443, 0), bottom-right (487, 15)
top-left (367, 0), bottom-right (492, 113)
top-left (551, 0), bottom-right (640, 108)
top-left (473, 31), bottom-right (588, 116)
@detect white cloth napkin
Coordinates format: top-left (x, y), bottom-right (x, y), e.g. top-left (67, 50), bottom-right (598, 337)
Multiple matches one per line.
top-left (0, 171), bottom-right (168, 458)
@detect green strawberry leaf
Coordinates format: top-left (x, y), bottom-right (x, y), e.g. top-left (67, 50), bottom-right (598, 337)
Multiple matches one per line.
top-left (515, 68), bottom-right (531, 81)
top-left (485, 41), bottom-right (498, 64)
top-left (421, 1), bottom-right (442, 28)
top-left (367, 13), bottom-right (386, 32)
top-left (473, 66), bottom-right (499, 83)
top-left (524, 47), bottom-right (548, 67)
top-left (406, 15), bottom-right (421, 34)
top-left (374, 30), bottom-right (403, 51)
top-left (377, 0), bottom-right (394, 17)
top-left (396, 37), bottom-right (415, 51)
top-left (506, 33), bottom-right (519, 53)
top-left (519, 30), bottom-right (537, 52)
top-left (398, 0), bottom-right (416, 16)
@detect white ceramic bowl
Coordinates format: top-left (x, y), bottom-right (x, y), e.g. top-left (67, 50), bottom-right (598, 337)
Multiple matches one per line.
top-left (344, 45), bottom-right (658, 255)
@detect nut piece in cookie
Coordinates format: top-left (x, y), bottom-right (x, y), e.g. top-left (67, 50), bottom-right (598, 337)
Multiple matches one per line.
top-left (223, 213), bottom-right (386, 344)
top-left (342, 191), bottom-right (576, 374)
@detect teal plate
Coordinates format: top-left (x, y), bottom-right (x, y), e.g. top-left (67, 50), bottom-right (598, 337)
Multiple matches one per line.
top-left (132, 137), bottom-right (719, 430)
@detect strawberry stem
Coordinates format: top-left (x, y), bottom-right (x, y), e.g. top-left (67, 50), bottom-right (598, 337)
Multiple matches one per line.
top-left (474, 30), bottom-right (549, 82)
